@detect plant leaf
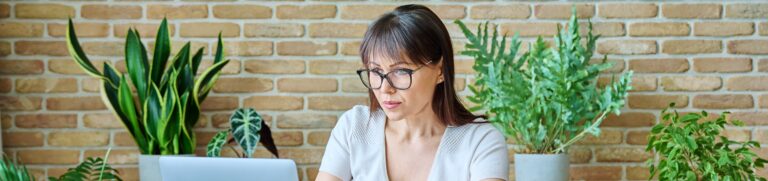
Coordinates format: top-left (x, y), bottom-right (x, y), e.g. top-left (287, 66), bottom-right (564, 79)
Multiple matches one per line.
top-left (206, 130), bottom-right (229, 157)
top-left (230, 108), bottom-right (263, 158)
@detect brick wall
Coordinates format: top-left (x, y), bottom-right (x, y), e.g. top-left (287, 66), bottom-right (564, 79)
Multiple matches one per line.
top-left (1, 1), bottom-right (767, 180)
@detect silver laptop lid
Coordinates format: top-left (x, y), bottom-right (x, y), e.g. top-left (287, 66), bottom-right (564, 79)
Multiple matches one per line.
top-left (159, 157), bottom-right (299, 181)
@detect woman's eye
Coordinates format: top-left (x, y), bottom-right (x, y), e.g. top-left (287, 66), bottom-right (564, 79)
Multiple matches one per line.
top-left (394, 69), bottom-right (411, 75)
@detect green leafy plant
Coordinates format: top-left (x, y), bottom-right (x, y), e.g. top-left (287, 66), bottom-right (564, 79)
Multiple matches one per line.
top-left (49, 157), bottom-right (122, 181)
top-left (647, 103), bottom-right (767, 181)
top-left (206, 108), bottom-right (279, 158)
top-left (0, 155), bottom-right (34, 181)
top-left (455, 8), bottom-right (633, 154)
top-left (65, 18), bottom-right (230, 155)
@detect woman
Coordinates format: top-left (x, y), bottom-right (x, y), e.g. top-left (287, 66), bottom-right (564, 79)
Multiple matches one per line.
top-left (316, 4), bottom-right (508, 181)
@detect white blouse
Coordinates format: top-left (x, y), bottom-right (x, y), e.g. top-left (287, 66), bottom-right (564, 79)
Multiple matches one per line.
top-left (319, 105), bottom-right (509, 181)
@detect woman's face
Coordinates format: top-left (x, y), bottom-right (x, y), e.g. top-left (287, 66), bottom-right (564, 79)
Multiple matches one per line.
top-left (368, 56), bottom-right (443, 121)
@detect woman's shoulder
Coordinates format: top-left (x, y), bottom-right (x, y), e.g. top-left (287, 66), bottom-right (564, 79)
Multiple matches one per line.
top-left (451, 118), bottom-right (506, 145)
top-left (338, 105), bottom-right (376, 125)
top-left (334, 105), bottom-right (381, 132)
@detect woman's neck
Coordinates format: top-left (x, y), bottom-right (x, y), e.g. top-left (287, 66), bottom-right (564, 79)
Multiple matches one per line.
top-left (385, 107), bottom-right (446, 142)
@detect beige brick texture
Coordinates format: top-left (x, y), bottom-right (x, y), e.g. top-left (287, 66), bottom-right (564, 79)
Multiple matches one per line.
top-left (1, 1), bottom-right (768, 181)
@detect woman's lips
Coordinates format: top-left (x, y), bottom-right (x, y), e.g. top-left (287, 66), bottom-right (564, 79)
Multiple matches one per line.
top-left (382, 101), bottom-right (401, 109)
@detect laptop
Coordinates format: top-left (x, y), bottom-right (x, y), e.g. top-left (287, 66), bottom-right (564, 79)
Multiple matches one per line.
top-left (159, 156), bottom-right (299, 181)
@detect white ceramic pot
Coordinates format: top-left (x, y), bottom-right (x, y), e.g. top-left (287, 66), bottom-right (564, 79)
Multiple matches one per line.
top-left (514, 153), bottom-right (570, 181)
top-left (139, 154), bottom-right (194, 181)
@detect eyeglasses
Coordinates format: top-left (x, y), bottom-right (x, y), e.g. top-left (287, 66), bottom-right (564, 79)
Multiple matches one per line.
top-left (356, 62), bottom-right (430, 90)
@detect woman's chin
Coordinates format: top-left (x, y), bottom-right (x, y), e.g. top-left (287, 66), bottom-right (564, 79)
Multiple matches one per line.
top-left (382, 110), bottom-right (404, 121)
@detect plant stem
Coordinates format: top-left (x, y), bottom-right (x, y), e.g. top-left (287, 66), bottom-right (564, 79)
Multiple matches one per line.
top-left (554, 110), bottom-right (608, 153)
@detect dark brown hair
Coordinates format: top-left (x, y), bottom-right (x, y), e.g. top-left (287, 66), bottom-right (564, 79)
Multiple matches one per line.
top-left (360, 4), bottom-right (484, 126)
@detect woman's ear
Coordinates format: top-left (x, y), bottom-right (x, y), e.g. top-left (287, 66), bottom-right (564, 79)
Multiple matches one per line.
top-left (436, 61), bottom-right (444, 84)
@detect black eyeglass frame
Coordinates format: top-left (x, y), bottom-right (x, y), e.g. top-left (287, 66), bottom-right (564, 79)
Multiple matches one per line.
top-left (356, 62), bottom-right (431, 90)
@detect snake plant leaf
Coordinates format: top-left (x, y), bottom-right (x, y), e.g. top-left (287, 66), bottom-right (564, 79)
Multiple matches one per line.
top-left (180, 64), bottom-right (194, 96)
top-left (190, 47), bottom-right (204, 75)
top-left (143, 83), bottom-right (164, 154)
top-left (214, 33), bottom-right (225, 64)
top-left (193, 59), bottom-right (230, 105)
top-left (125, 29), bottom-right (149, 105)
top-left (230, 108), bottom-right (263, 158)
top-left (172, 42), bottom-right (191, 71)
top-left (179, 122), bottom-right (196, 154)
top-left (151, 18), bottom-right (171, 85)
top-left (159, 42), bottom-right (190, 92)
top-left (65, 18), bottom-right (103, 79)
top-left (178, 91), bottom-right (196, 154)
top-left (158, 77), bottom-right (180, 155)
top-left (117, 76), bottom-right (140, 146)
top-left (102, 63), bottom-right (149, 154)
top-left (206, 130), bottom-right (229, 157)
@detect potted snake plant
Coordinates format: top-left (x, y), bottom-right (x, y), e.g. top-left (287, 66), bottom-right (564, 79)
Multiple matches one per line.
top-left (456, 8), bottom-right (633, 180)
top-left (65, 18), bottom-right (230, 180)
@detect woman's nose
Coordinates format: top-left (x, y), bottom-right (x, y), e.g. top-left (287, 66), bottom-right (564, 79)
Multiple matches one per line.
top-left (379, 79), bottom-right (397, 94)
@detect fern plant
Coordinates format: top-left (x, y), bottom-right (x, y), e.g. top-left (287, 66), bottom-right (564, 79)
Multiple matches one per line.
top-left (647, 103), bottom-right (767, 181)
top-left (49, 157), bottom-right (122, 181)
top-left (206, 108), bottom-right (279, 158)
top-left (0, 155), bottom-right (34, 181)
top-left (455, 8), bottom-right (633, 154)
top-left (65, 18), bottom-right (230, 155)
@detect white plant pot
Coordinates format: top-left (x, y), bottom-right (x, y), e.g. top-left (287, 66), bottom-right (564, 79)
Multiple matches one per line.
top-left (514, 153), bottom-right (570, 181)
top-left (139, 154), bottom-right (194, 181)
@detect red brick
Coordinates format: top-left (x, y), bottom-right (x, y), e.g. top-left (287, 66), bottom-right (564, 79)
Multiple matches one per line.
top-left (470, 5), bottom-right (530, 19)
top-left (534, 4), bottom-right (594, 19)
top-left (3, 131), bottom-right (44, 147)
top-left (244, 96), bottom-right (304, 111)
top-left (726, 4), bottom-right (768, 18)
top-left (48, 131), bottom-right (109, 147)
top-left (199, 96), bottom-right (239, 111)
top-left (628, 58), bottom-right (689, 73)
top-left (598, 40), bottom-right (657, 55)
top-left (212, 5), bottom-right (271, 19)
top-left (660, 76), bottom-right (722, 91)
top-left (729, 40), bottom-right (768, 54)
top-left (0, 60), bottom-right (44, 74)
top-left (727, 76), bottom-right (768, 91)
top-left (694, 22), bottom-right (754, 36)
top-left (0, 96), bottom-right (42, 111)
top-left (693, 94), bottom-right (754, 109)
top-left (628, 95), bottom-right (688, 109)
top-left (599, 3), bottom-right (657, 19)
top-left (0, 23), bottom-right (43, 37)
top-left (47, 96), bottom-right (106, 110)
top-left (277, 5), bottom-right (336, 19)
top-left (15, 114), bottom-right (77, 128)
top-left (15, 3), bottom-right (74, 19)
top-left (596, 147), bottom-right (653, 162)
top-left (630, 22), bottom-right (690, 37)
top-left (17, 150), bottom-right (80, 164)
top-left (213, 78), bottom-right (273, 93)
top-left (244, 59), bottom-right (305, 74)
top-left (663, 40), bottom-right (722, 54)
top-left (603, 112), bottom-right (655, 127)
top-left (147, 5), bottom-right (207, 19)
top-left (664, 4), bottom-right (722, 19)
top-left (82, 5), bottom-right (142, 19)
top-left (278, 78), bottom-right (338, 93)
top-left (694, 57), bottom-right (752, 73)
top-left (570, 166), bottom-right (622, 180)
